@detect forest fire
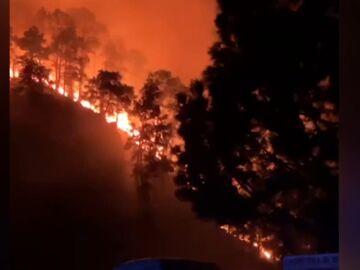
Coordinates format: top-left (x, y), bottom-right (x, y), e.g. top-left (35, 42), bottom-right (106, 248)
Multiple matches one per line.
top-left (104, 112), bottom-right (140, 137)
top-left (219, 224), bottom-right (279, 262)
top-left (116, 112), bottom-right (140, 137)
top-left (10, 67), bottom-right (140, 139)
top-left (9, 2), bottom-right (339, 267)
top-left (10, 65), bottom-right (278, 263)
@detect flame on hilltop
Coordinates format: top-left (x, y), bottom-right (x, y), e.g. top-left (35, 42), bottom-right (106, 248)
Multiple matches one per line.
top-left (10, 68), bottom-right (140, 138)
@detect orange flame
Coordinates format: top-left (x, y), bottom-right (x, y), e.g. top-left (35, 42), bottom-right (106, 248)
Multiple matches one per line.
top-left (105, 112), bottom-right (117, 124)
top-left (9, 68), bottom-right (19, 79)
top-left (10, 68), bottom-right (140, 139)
top-left (116, 112), bottom-right (139, 137)
top-left (220, 224), bottom-right (278, 262)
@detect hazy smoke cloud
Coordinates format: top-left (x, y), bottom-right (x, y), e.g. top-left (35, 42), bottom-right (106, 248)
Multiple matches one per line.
top-left (102, 37), bottom-right (148, 89)
top-left (11, 0), bottom-right (218, 89)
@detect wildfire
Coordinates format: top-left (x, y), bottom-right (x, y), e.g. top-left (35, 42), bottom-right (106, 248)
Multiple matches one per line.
top-left (220, 224), bottom-right (279, 262)
top-left (10, 67), bottom-right (276, 262)
top-left (10, 68), bottom-right (140, 139)
top-left (116, 112), bottom-right (139, 137)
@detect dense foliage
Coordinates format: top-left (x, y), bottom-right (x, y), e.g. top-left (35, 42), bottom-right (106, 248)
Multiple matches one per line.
top-left (175, 0), bottom-right (338, 259)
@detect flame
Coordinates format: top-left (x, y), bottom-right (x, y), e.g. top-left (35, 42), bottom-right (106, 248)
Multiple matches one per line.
top-left (10, 68), bottom-right (19, 79)
top-left (80, 100), bottom-right (91, 108)
top-left (116, 112), bottom-right (139, 137)
top-left (10, 68), bottom-right (140, 140)
top-left (73, 90), bottom-right (80, 102)
top-left (80, 100), bottom-right (100, 114)
top-left (58, 86), bottom-right (65, 95)
top-left (261, 248), bottom-right (272, 260)
top-left (105, 112), bottom-right (117, 124)
top-left (220, 224), bottom-right (279, 262)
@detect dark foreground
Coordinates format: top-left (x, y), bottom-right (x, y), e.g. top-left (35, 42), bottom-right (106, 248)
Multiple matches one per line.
top-left (10, 89), bottom-right (273, 270)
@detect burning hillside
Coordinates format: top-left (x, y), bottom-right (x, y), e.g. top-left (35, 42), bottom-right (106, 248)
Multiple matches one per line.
top-left (9, 0), bottom-right (338, 266)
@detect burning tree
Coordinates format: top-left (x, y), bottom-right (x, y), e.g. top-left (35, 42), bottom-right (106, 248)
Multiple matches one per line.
top-left (14, 26), bottom-right (49, 64)
top-left (175, 0), bottom-right (338, 261)
top-left (50, 26), bottom-right (84, 96)
top-left (84, 70), bottom-right (134, 115)
top-left (129, 70), bottom-right (187, 185)
top-left (12, 58), bottom-right (50, 95)
top-left (33, 8), bottom-right (101, 96)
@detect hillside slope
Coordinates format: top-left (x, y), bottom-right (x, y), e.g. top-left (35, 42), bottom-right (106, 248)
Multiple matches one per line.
top-left (10, 89), bottom-right (272, 270)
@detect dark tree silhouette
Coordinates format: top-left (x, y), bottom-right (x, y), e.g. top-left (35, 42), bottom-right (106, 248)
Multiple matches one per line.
top-left (13, 58), bottom-right (50, 94)
top-left (85, 70), bottom-right (134, 114)
top-left (175, 0), bottom-right (338, 259)
top-left (15, 26), bottom-right (49, 63)
top-left (34, 8), bottom-right (100, 95)
top-left (35, 8), bottom-right (75, 35)
top-left (130, 70), bottom-right (186, 186)
top-left (50, 26), bottom-right (82, 94)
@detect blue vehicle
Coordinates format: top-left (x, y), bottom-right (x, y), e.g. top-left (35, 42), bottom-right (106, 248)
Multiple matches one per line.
top-left (114, 258), bottom-right (221, 270)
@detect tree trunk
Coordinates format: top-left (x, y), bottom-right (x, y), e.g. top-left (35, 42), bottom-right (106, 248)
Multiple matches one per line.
top-left (58, 58), bottom-right (63, 91)
top-left (54, 55), bottom-right (59, 89)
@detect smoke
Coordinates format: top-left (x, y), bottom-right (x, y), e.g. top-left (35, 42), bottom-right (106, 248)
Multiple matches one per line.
top-left (11, 0), bottom-right (218, 89)
top-left (102, 37), bottom-right (147, 89)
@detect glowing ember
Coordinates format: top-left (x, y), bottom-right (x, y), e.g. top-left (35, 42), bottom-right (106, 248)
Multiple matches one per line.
top-left (261, 249), bottom-right (272, 260)
top-left (220, 224), bottom-right (279, 262)
top-left (155, 151), bottom-right (162, 160)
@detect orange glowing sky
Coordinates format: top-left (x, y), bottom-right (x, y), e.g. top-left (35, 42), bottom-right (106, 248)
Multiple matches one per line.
top-left (11, 0), bottom-right (218, 89)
